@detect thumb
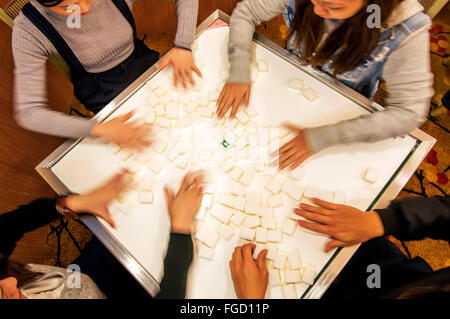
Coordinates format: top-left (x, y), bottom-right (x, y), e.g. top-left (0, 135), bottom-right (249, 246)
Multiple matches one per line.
top-left (96, 209), bottom-right (116, 229)
top-left (256, 249), bottom-right (268, 273)
top-left (283, 122), bottom-right (301, 132)
top-left (325, 239), bottom-right (346, 253)
top-left (157, 58), bottom-right (170, 70)
top-left (163, 185), bottom-right (174, 208)
top-left (119, 111), bottom-right (134, 123)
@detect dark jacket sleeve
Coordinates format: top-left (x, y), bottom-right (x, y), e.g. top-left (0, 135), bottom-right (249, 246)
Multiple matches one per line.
top-left (156, 232), bottom-right (193, 299)
top-left (375, 196), bottom-right (450, 242)
top-left (0, 198), bottom-right (60, 257)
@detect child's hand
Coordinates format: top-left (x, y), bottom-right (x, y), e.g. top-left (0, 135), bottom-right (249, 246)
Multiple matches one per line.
top-left (217, 83), bottom-right (251, 119)
top-left (229, 244), bottom-right (268, 299)
top-left (158, 48), bottom-right (202, 89)
top-left (163, 171), bottom-right (204, 234)
top-left (91, 112), bottom-right (153, 151)
top-left (276, 124), bottom-right (313, 170)
top-left (65, 170), bottom-right (133, 228)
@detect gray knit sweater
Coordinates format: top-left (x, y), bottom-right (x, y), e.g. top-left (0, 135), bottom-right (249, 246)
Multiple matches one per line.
top-left (228, 0), bottom-right (434, 152)
top-left (12, 0), bottom-right (198, 138)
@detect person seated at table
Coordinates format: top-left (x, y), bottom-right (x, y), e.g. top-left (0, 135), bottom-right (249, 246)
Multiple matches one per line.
top-left (12, 0), bottom-right (200, 148)
top-left (230, 195), bottom-right (450, 299)
top-left (0, 170), bottom-right (205, 299)
top-left (217, 0), bottom-right (433, 170)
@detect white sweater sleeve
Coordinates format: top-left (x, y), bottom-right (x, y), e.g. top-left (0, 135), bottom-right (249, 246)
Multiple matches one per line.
top-left (228, 0), bottom-right (290, 83)
top-left (12, 26), bottom-right (96, 138)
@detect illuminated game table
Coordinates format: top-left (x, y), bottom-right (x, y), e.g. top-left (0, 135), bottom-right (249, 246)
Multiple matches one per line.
top-left (37, 11), bottom-right (435, 298)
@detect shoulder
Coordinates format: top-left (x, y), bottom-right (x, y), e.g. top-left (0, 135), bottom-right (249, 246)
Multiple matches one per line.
top-left (12, 12), bottom-right (52, 56)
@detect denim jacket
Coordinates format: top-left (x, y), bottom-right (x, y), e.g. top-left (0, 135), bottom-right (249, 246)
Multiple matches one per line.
top-left (283, 0), bottom-right (431, 100)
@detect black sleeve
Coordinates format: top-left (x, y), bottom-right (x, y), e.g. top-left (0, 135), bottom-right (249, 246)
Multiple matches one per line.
top-left (375, 196), bottom-right (450, 242)
top-left (0, 198), bottom-right (60, 257)
top-left (156, 233), bottom-right (193, 299)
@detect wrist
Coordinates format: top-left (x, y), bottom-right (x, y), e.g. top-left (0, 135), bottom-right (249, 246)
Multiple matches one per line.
top-left (170, 223), bottom-right (192, 235)
top-left (65, 195), bottom-right (87, 214)
top-left (90, 123), bottom-right (104, 138)
top-left (366, 211), bottom-right (385, 240)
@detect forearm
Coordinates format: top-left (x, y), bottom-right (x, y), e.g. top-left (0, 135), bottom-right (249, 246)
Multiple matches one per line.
top-left (156, 233), bottom-right (193, 299)
top-left (0, 198), bottom-right (60, 256)
top-left (375, 196), bottom-right (450, 242)
top-left (173, 0), bottom-right (198, 50)
top-left (13, 31), bottom-right (96, 139)
top-left (228, 0), bottom-right (289, 83)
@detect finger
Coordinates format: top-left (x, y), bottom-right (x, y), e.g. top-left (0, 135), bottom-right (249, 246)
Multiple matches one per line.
top-left (180, 171), bottom-right (193, 192)
top-left (294, 208), bottom-right (331, 225)
top-left (298, 203), bottom-right (330, 215)
top-left (217, 87), bottom-right (227, 109)
top-left (119, 111), bottom-right (134, 123)
top-left (233, 246), bottom-right (243, 267)
top-left (218, 95), bottom-right (233, 119)
top-left (244, 88), bottom-right (250, 107)
top-left (230, 102), bottom-right (240, 119)
top-left (311, 198), bottom-right (339, 210)
top-left (289, 152), bottom-right (312, 170)
top-left (242, 243), bottom-right (256, 264)
top-left (278, 146), bottom-right (299, 164)
top-left (325, 239), bottom-right (347, 253)
top-left (186, 69), bottom-right (195, 86)
top-left (297, 219), bottom-right (332, 235)
top-left (179, 70), bottom-right (187, 89)
top-left (163, 185), bottom-right (174, 208)
top-left (256, 249), bottom-right (268, 273)
top-left (279, 154), bottom-right (303, 170)
top-left (157, 58), bottom-right (170, 70)
top-left (173, 69), bottom-right (178, 88)
top-left (278, 139), bottom-right (297, 155)
top-left (96, 209), bottom-right (116, 229)
top-left (192, 65), bottom-right (202, 78)
top-left (282, 122), bottom-right (301, 132)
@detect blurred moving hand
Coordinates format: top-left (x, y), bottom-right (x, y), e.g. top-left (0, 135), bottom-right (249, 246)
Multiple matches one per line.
top-left (65, 170), bottom-right (133, 228)
top-left (91, 111), bottom-right (153, 150)
top-left (276, 124), bottom-right (313, 170)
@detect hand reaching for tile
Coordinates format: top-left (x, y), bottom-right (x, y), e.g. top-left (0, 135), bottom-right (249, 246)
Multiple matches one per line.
top-left (229, 243), bottom-right (268, 299)
top-left (294, 198), bottom-right (385, 252)
top-left (276, 124), bottom-right (313, 170)
top-left (164, 171), bottom-right (205, 234)
top-left (217, 83), bottom-right (251, 119)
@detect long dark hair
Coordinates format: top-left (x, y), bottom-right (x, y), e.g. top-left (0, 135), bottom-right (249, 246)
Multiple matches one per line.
top-left (0, 253), bottom-right (42, 288)
top-left (289, 0), bottom-right (403, 76)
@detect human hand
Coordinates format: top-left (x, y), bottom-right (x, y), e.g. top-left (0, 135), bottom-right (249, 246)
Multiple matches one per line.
top-left (229, 244), bottom-right (268, 299)
top-left (65, 170), bottom-right (133, 228)
top-left (216, 83), bottom-right (251, 119)
top-left (294, 198), bottom-right (385, 252)
top-left (158, 48), bottom-right (202, 89)
top-left (163, 171), bottom-right (205, 234)
top-left (276, 124), bottom-right (313, 170)
top-left (91, 112), bottom-right (153, 150)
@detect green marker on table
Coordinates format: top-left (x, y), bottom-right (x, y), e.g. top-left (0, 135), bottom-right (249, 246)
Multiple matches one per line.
top-left (221, 140), bottom-right (231, 149)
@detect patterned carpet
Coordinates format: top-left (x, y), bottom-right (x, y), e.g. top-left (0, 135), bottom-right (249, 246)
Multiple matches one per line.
top-left (46, 8), bottom-right (450, 272)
